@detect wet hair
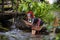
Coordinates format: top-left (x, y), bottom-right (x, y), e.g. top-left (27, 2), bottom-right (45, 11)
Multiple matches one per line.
top-left (33, 18), bottom-right (44, 26)
top-left (33, 18), bottom-right (38, 24)
top-left (40, 20), bottom-right (44, 26)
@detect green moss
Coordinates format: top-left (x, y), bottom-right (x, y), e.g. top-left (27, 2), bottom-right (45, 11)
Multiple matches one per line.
top-left (0, 35), bottom-right (9, 40)
top-left (55, 33), bottom-right (60, 40)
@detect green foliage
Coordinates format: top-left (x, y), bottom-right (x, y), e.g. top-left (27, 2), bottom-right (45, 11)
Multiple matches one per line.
top-left (55, 34), bottom-right (60, 40)
top-left (53, 3), bottom-right (60, 11)
top-left (18, 2), bottom-right (29, 12)
top-left (0, 0), bottom-right (2, 2)
top-left (18, 0), bottom-right (56, 24)
top-left (32, 2), bottom-right (55, 24)
top-left (0, 0), bottom-right (2, 3)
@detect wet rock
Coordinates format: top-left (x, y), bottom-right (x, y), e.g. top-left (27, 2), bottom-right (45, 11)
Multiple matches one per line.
top-left (55, 27), bottom-right (60, 33)
top-left (39, 27), bottom-right (49, 35)
top-left (16, 20), bottom-right (31, 32)
top-left (0, 20), bottom-right (12, 32)
top-left (0, 35), bottom-right (9, 40)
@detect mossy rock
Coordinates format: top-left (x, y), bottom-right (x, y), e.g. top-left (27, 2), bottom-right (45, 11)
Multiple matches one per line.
top-left (0, 35), bottom-right (9, 40)
top-left (55, 26), bottom-right (60, 33)
top-left (0, 21), bottom-right (12, 32)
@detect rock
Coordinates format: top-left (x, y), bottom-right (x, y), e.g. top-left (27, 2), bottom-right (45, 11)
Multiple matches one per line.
top-left (0, 20), bottom-right (12, 32)
top-left (39, 27), bottom-right (49, 35)
top-left (16, 20), bottom-right (31, 32)
top-left (55, 27), bottom-right (60, 33)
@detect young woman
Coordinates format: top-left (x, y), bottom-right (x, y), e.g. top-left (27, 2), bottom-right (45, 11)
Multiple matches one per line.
top-left (27, 11), bottom-right (44, 35)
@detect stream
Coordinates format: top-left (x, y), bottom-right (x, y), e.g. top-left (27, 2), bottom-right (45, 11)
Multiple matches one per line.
top-left (0, 19), bottom-right (58, 40)
top-left (0, 24), bottom-right (56, 40)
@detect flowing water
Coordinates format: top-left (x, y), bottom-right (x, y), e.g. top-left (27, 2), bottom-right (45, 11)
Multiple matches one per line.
top-left (0, 24), bottom-right (56, 40)
top-left (0, 19), bottom-right (57, 40)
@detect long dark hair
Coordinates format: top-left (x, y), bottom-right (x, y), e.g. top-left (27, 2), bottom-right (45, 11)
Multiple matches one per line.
top-left (33, 18), bottom-right (44, 26)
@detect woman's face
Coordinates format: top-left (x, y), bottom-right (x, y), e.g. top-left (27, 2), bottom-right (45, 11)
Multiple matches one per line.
top-left (27, 13), bottom-right (31, 19)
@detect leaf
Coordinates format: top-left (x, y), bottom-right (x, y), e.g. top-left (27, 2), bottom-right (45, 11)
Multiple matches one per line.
top-left (18, 0), bottom-right (55, 24)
